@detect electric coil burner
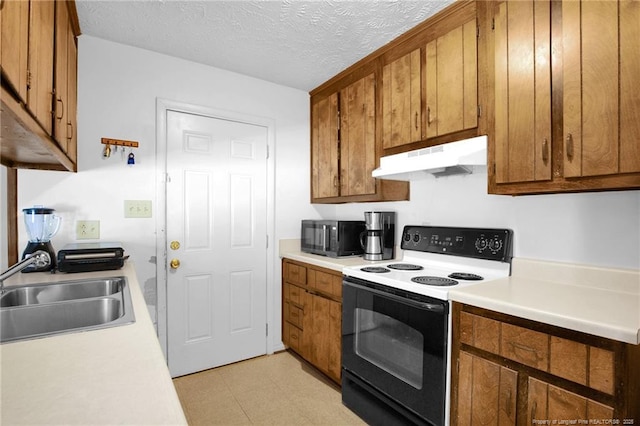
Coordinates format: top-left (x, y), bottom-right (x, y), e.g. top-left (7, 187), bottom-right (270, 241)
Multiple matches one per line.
top-left (387, 263), bottom-right (423, 271)
top-left (360, 266), bottom-right (390, 273)
top-left (411, 276), bottom-right (458, 286)
top-left (341, 225), bottom-right (513, 426)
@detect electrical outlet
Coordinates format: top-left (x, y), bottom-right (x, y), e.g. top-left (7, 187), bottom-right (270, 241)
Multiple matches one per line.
top-left (124, 200), bottom-right (152, 218)
top-left (76, 220), bottom-right (100, 239)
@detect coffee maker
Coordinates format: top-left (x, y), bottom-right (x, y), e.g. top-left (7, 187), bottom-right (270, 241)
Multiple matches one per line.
top-left (22, 206), bottom-right (61, 272)
top-left (361, 211), bottom-right (395, 261)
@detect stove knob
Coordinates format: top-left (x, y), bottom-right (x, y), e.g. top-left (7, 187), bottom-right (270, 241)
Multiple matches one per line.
top-left (413, 234), bottom-right (420, 243)
top-left (404, 232), bottom-right (411, 242)
top-left (489, 238), bottom-right (503, 252)
top-left (475, 237), bottom-right (487, 251)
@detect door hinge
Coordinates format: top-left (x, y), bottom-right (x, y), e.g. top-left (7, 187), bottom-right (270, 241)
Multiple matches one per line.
top-left (266, 234), bottom-right (269, 249)
top-left (266, 145), bottom-right (270, 159)
top-left (266, 323), bottom-right (269, 336)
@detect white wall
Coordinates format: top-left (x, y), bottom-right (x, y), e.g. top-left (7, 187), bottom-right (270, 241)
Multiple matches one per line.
top-left (16, 36), bottom-right (314, 349)
top-left (325, 169), bottom-right (640, 270)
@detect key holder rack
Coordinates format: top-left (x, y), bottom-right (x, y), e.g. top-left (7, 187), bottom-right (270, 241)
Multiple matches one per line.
top-left (101, 138), bottom-right (139, 165)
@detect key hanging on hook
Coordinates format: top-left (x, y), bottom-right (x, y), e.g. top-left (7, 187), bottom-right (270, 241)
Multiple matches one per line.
top-left (102, 143), bottom-right (111, 159)
top-left (127, 149), bottom-right (135, 165)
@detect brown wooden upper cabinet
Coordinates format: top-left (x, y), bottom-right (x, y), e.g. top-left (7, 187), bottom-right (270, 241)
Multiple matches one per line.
top-left (382, 17), bottom-right (479, 150)
top-left (0, 0), bottom-right (79, 171)
top-left (486, 0), bottom-right (640, 194)
top-left (310, 73), bottom-right (409, 204)
top-left (54, 0), bottom-right (78, 163)
top-left (382, 49), bottom-right (422, 149)
top-left (425, 19), bottom-right (478, 139)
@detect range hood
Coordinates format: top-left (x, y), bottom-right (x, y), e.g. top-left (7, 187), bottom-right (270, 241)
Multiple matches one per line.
top-left (372, 135), bottom-right (487, 181)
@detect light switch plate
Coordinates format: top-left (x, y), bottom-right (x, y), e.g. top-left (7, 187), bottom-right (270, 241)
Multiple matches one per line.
top-left (76, 220), bottom-right (100, 239)
top-left (124, 200), bottom-right (152, 218)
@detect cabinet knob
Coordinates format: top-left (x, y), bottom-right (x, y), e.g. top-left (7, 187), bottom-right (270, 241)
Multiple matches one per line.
top-left (56, 97), bottom-right (64, 120)
top-left (170, 258), bottom-right (181, 269)
top-left (566, 133), bottom-right (574, 160)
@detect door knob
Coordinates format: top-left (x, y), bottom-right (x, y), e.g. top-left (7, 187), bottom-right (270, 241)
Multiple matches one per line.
top-left (170, 240), bottom-right (180, 250)
top-left (170, 258), bottom-right (181, 269)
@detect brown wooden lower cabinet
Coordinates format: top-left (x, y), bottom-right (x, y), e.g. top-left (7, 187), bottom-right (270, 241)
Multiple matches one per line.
top-left (451, 302), bottom-right (640, 425)
top-left (282, 259), bottom-right (342, 384)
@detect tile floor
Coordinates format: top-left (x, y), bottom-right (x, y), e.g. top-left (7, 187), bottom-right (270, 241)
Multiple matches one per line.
top-left (173, 351), bottom-right (366, 425)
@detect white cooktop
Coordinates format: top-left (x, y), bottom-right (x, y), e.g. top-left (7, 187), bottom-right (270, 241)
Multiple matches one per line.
top-left (342, 251), bottom-right (512, 301)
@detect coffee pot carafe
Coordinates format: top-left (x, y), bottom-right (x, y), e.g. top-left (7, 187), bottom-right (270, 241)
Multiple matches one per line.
top-left (361, 212), bottom-right (395, 261)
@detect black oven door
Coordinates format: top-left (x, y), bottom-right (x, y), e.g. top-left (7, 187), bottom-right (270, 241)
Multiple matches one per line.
top-left (342, 276), bottom-right (448, 426)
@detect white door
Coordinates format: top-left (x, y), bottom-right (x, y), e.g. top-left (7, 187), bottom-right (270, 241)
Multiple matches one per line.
top-left (166, 110), bottom-right (268, 377)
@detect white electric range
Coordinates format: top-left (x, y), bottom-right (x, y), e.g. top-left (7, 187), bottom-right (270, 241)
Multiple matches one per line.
top-left (341, 225), bottom-right (514, 426)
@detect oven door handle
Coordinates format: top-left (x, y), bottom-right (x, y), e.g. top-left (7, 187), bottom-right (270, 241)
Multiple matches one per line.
top-left (344, 281), bottom-right (446, 313)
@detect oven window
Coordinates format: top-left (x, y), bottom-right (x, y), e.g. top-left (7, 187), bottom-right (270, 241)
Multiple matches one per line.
top-left (354, 308), bottom-right (424, 389)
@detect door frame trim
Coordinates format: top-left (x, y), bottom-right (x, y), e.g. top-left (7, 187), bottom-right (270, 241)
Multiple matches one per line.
top-left (155, 97), bottom-right (276, 360)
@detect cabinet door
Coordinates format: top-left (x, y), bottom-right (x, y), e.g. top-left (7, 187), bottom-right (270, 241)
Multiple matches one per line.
top-left (382, 49), bottom-right (421, 149)
top-left (54, 0), bottom-right (77, 161)
top-left (339, 73), bottom-right (376, 197)
top-left (65, 23), bottom-right (77, 163)
top-left (27, 0), bottom-right (55, 135)
top-left (528, 378), bottom-right (614, 423)
top-left (0, 0), bottom-right (29, 103)
top-left (309, 294), bottom-right (341, 382)
top-left (494, 0), bottom-right (552, 184)
top-left (425, 19), bottom-right (478, 138)
top-left (563, 0), bottom-right (640, 177)
top-left (311, 93), bottom-right (339, 199)
top-left (457, 351), bottom-right (517, 425)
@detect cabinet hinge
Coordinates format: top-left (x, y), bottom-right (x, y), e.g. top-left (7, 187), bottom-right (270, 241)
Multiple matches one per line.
top-left (477, 105), bottom-right (482, 118)
top-left (491, 18), bottom-right (495, 31)
top-left (337, 109), bottom-right (341, 130)
top-left (26, 70), bottom-right (31, 89)
top-left (476, 21), bottom-right (480, 38)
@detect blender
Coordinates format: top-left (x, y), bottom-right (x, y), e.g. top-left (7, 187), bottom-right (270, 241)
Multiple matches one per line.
top-left (22, 206), bottom-right (61, 272)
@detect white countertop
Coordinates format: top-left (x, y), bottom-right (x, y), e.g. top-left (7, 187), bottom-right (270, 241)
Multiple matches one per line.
top-left (0, 262), bottom-right (188, 425)
top-left (278, 239), bottom-right (401, 272)
top-left (449, 258), bottom-right (640, 345)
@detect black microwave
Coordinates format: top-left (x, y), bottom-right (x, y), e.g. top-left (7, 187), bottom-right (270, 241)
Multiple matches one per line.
top-left (301, 220), bottom-right (366, 257)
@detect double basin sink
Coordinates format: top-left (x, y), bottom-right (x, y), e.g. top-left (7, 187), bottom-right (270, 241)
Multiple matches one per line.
top-left (0, 277), bottom-right (135, 343)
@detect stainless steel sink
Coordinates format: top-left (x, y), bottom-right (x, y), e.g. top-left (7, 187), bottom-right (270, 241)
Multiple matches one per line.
top-left (0, 278), bottom-right (122, 307)
top-left (0, 277), bottom-right (135, 343)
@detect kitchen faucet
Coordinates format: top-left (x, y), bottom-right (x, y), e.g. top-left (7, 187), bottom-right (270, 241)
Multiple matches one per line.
top-left (0, 251), bottom-right (50, 294)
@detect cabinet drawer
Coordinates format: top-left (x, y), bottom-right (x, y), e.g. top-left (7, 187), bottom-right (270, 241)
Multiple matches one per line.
top-left (285, 262), bottom-right (306, 286)
top-left (287, 283), bottom-right (303, 305)
top-left (501, 323), bottom-right (549, 371)
top-left (288, 324), bottom-right (302, 352)
top-left (308, 270), bottom-right (342, 299)
top-left (460, 312), bottom-right (501, 354)
top-left (286, 304), bottom-right (303, 329)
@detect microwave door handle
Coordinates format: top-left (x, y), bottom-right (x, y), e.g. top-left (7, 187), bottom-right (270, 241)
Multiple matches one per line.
top-left (322, 225), bottom-right (330, 251)
top-left (343, 281), bottom-right (445, 313)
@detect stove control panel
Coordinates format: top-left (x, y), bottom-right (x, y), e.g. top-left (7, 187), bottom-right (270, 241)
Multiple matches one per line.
top-left (401, 226), bottom-right (513, 262)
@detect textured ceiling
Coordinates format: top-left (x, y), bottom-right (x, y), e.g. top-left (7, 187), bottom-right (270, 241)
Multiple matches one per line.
top-left (75, 0), bottom-right (456, 92)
